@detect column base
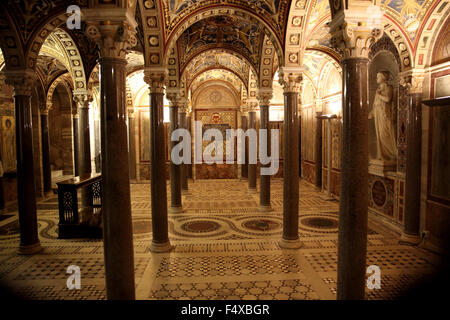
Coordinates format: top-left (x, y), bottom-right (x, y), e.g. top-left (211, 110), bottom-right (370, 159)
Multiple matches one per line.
top-left (169, 206), bottom-right (184, 213)
top-left (149, 241), bottom-right (173, 253)
top-left (248, 188), bottom-right (257, 194)
top-left (18, 242), bottom-right (42, 255)
top-left (399, 232), bottom-right (421, 246)
top-left (279, 238), bottom-right (302, 249)
top-left (258, 205), bottom-right (273, 212)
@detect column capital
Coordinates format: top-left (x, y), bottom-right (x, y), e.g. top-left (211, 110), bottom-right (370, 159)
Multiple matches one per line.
top-left (247, 100), bottom-right (258, 112)
top-left (166, 90), bottom-right (182, 107)
top-left (315, 99), bottom-right (323, 113)
top-left (127, 108), bottom-right (135, 119)
top-left (73, 90), bottom-right (93, 109)
top-left (329, 6), bottom-right (383, 59)
top-left (39, 102), bottom-right (52, 115)
top-left (144, 68), bottom-right (167, 94)
top-left (279, 67), bottom-right (303, 94)
top-left (84, 8), bottom-right (137, 60)
top-left (4, 68), bottom-right (37, 96)
top-left (256, 88), bottom-right (273, 106)
top-left (399, 70), bottom-right (425, 95)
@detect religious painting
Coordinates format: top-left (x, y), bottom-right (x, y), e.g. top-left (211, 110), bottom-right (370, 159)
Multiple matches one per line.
top-left (1, 116), bottom-right (16, 173)
top-left (429, 105), bottom-right (450, 203)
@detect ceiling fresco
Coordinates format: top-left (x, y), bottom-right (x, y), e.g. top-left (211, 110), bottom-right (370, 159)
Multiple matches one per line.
top-left (380, 0), bottom-right (433, 41)
top-left (183, 50), bottom-right (250, 88)
top-left (161, 0), bottom-right (290, 44)
top-left (190, 69), bottom-right (243, 95)
top-left (177, 16), bottom-right (264, 73)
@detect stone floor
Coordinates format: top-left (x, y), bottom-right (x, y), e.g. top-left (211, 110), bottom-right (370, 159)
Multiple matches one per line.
top-left (0, 179), bottom-right (441, 300)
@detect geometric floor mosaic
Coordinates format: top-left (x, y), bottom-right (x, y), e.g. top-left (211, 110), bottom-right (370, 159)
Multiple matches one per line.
top-left (0, 179), bottom-right (441, 299)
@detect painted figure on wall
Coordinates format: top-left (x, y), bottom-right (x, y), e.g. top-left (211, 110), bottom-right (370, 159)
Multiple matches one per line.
top-left (369, 71), bottom-right (397, 161)
top-left (2, 117), bottom-right (16, 173)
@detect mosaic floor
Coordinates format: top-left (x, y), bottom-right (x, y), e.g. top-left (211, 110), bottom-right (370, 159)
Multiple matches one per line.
top-left (0, 179), bottom-right (441, 300)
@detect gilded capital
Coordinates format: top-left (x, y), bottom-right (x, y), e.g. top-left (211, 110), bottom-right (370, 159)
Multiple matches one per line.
top-left (400, 70), bottom-right (424, 95)
top-left (279, 67), bottom-right (303, 94)
top-left (144, 68), bottom-right (167, 94)
top-left (329, 7), bottom-right (383, 59)
top-left (256, 89), bottom-right (273, 106)
top-left (73, 91), bottom-right (93, 109)
top-left (247, 100), bottom-right (258, 112)
top-left (127, 108), bottom-right (135, 118)
top-left (4, 69), bottom-right (37, 96)
top-left (83, 8), bottom-right (138, 60)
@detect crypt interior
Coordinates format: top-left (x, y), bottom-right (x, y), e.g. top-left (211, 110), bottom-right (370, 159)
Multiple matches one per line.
top-left (0, 0), bottom-right (449, 300)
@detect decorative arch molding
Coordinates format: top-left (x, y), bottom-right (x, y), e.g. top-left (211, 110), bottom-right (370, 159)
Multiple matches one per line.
top-left (182, 48), bottom-right (255, 84)
top-left (369, 33), bottom-right (402, 72)
top-left (0, 4), bottom-right (26, 69)
top-left (192, 80), bottom-right (241, 108)
top-left (163, 6), bottom-right (284, 72)
top-left (430, 14), bottom-right (450, 66)
top-left (187, 66), bottom-right (248, 92)
top-left (259, 34), bottom-right (276, 89)
top-left (46, 72), bottom-right (74, 112)
top-left (284, 0), bottom-right (309, 67)
top-left (417, 1), bottom-right (450, 67)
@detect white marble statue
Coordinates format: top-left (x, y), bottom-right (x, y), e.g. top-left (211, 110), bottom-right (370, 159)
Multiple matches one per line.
top-left (369, 71), bottom-right (398, 161)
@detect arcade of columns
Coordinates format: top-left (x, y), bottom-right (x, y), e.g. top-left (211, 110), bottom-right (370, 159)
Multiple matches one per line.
top-left (1, 3), bottom-right (435, 300)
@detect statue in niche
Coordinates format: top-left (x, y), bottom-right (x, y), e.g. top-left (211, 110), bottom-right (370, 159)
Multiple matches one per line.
top-left (368, 71), bottom-right (397, 161)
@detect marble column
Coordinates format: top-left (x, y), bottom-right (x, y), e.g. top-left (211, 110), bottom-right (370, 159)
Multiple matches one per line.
top-left (128, 109), bottom-right (137, 180)
top-left (74, 93), bottom-right (92, 207)
top-left (247, 106), bottom-right (257, 193)
top-left (257, 90), bottom-right (273, 212)
top-left (314, 111), bottom-right (323, 189)
top-left (330, 14), bottom-right (382, 299)
top-left (167, 95), bottom-right (183, 213)
top-left (179, 107), bottom-right (189, 193)
top-left (40, 105), bottom-right (52, 194)
top-left (186, 114), bottom-right (193, 179)
top-left (240, 113), bottom-right (248, 179)
top-left (145, 70), bottom-right (172, 253)
top-left (72, 110), bottom-right (79, 176)
top-left (5, 69), bottom-right (42, 254)
top-left (279, 69), bottom-right (302, 249)
top-left (400, 73), bottom-right (424, 245)
top-left (85, 16), bottom-right (136, 299)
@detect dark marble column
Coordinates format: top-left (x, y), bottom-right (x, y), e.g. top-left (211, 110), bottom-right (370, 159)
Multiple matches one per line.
top-left (337, 57), bottom-right (370, 300)
top-left (40, 108), bottom-right (52, 194)
top-left (257, 90), bottom-right (273, 212)
top-left (72, 112), bottom-right (79, 176)
top-left (98, 57), bottom-right (135, 299)
top-left (248, 109), bottom-right (257, 193)
top-left (128, 109), bottom-right (137, 180)
top-left (145, 71), bottom-right (172, 253)
top-left (314, 111), bottom-right (323, 189)
top-left (168, 101), bottom-right (183, 213)
top-left (186, 114), bottom-right (193, 179)
top-left (279, 71), bottom-right (302, 249)
top-left (179, 109), bottom-right (189, 193)
top-left (75, 95), bottom-right (92, 208)
top-left (5, 69), bottom-right (41, 254)
top-left (240, 114), bottom-right (248, 179)
top-left (401, 89), bottom-right (422, 245)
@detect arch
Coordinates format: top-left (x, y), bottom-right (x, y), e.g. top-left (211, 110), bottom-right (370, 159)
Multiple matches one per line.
top-left (163, 6), bottom-right (284, 73)
top-left (181, 47), bottom-right (258, 81)
top-left (46, 73), bottom-right (74, 111)
top-left (187, 66), bottom-right (248, 92)
top-left (192, 80), bottom-right (241, 108)
top-left (0, 4), bottom-right (26, 69)
top-left (259, 34), bottom-right (277, 89)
